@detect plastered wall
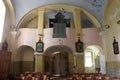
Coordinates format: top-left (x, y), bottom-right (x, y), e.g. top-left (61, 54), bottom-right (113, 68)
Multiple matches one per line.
top-left (104, 0), bottom-right (120, 76)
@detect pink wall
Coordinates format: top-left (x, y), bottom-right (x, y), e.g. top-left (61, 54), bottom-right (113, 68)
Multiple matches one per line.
top-left (44, 28), bottom-right (76, 52)
top-left (17, 28), bottom-right (38, 50)
top-left (17, 28), bottom-right (102, 54)
top-left (82, 28), bottom-right (102, 48)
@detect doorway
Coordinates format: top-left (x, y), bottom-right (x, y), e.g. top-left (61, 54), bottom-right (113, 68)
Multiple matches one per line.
top-left (84, 45), bottom-right (106, 73)
top-left (44, 45), bottom-right (73, 76)
top-left (17, 46), bottom-right (34, 74)
top-left (52, 52), bottom-right (68, 76)
top-left (44, 52), bottom-right (68, 76)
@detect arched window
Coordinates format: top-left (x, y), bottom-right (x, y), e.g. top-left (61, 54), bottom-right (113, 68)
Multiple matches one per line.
top-left (0, 1), bottom-right (6, 42)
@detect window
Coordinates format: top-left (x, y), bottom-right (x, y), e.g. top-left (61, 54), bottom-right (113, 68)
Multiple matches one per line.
top-left (0, 1), bottom-right (6, 42)
top-left (85, 52), bottom-right (92, 67)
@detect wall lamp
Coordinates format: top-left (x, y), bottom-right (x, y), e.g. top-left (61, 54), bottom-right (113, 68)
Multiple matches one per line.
top-left (10, 25), bottom-right (17, 38)
top-left (104, 25), bottom-right (110, 29)
top-left (117, 20), bottom-right (120, 24)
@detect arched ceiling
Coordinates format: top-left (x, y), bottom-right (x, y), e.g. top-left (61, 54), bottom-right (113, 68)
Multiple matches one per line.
top-left (104, 0), bottom-right (120, 25)
top-left (18, 5), bottom-right (100, 28)
top-left (11, 0), bottom-right (107, 27)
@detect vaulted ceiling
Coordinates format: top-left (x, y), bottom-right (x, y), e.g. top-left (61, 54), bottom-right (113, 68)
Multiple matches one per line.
top-left (4, 0), bottom-right (108, 28)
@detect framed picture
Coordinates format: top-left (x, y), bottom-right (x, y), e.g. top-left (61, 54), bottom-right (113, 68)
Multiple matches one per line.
top-left (75, 39), bottom-right (84, 52)
top-left (113, 37), bottom-right (119, 54)
top-left (36, 40), bottom-right (44, 52)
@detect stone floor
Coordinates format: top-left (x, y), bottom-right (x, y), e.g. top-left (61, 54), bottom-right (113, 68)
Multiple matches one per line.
top-left (50, 76), bottom-right (67, 80)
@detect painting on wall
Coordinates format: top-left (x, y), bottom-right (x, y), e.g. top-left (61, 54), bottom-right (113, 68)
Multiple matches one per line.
top-left (113, 37), bottom-right (119, 54)
top-left (75, 38), bottom-right (84, 52)
top-left (36, 38), bottom-right (44, 52)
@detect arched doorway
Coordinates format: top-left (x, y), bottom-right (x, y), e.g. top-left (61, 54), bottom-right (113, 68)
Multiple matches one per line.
top-left (44, 45), bottom-right (73, 76)
top-left (17, 46), bottom-right (35, 74)
top-left (84, 45), bottom-right (106, 73)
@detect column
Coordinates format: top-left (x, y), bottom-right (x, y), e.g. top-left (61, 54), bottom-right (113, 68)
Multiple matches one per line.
top-left (35, 8), bottom-right (45, 72)
top-left (73, 8), bottom-right (82, 41)
top-left (73, 8), bottom-right (84, 73)
top-left (35, 55), bottom-right (43, 72)
top-left (37, 8), bottom-right (45, 40)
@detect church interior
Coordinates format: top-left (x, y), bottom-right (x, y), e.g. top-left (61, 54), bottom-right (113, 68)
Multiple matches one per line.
top-left (0, 0), bottom-right (120, 80)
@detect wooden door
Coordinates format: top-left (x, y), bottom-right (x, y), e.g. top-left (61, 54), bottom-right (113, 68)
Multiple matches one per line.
top-left (0, 51), bottom-right (11, 79)
top-left (52, 53), bottom-right (68, 76)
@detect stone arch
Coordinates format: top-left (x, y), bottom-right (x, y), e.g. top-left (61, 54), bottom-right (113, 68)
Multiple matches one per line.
top-left (43, 45), bottom-right (74, 76)
top-left (17, 45), bottom-right (35, 73)
top-left (84, 45), bottom-right (106, 73)
top-left (44, 45), bottom-right (73, 57)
